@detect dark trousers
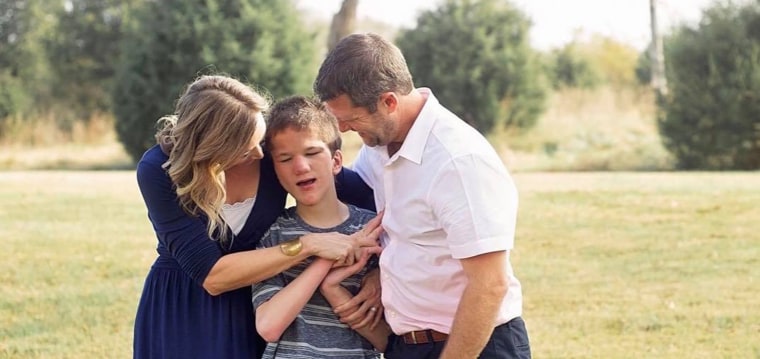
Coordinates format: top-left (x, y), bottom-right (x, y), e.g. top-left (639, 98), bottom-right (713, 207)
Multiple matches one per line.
top-left (384, 317), bottom-right (531, 359)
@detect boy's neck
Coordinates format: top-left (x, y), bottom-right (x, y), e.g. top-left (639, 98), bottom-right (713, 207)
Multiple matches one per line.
top-left (295, 198), bottom-right (350, 229)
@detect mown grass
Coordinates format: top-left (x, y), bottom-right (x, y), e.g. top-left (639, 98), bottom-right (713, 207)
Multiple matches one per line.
top-left (1, 171), bottom-right (757, 358)
top-left (513, 172), bottom-right (759, 358)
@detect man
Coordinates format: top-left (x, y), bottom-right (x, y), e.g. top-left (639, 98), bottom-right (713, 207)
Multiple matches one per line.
top-left (314, 33), bottom-right (531, 359)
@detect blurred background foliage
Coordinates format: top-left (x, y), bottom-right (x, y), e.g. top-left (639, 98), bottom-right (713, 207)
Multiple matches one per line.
top-left (0, 0), bottom-right (758, 170)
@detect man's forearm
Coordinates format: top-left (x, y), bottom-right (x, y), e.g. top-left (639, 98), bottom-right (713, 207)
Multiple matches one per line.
top-left (439, 281), bottom-right (505, 359)
top-left (440, 251), bottom-right (509, 359)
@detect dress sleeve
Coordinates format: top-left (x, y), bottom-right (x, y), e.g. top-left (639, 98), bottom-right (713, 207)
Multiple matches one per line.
top-left (136, 153), bottom-right (222, 286)
top-left (335, 166), bottom-right (375, 212)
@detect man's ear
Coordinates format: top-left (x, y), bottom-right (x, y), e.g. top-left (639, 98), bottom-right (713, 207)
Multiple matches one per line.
top-left (379, 92), bottom-right (398, 113)
top-left (332, 149), bottom-right (343, 175)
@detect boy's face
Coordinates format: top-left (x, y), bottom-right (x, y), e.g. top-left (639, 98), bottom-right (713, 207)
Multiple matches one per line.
top-left (270, 127), bottom-right (342, 207)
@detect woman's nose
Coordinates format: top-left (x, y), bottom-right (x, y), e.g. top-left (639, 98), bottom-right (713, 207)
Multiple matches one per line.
top-left (251, 145), bottom-right (264, 160)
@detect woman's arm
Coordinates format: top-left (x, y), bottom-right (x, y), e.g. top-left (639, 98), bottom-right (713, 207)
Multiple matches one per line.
top-left (336, 165), bottom-right (375, 212)
top-left (254, 258), bottom-right (334, 342)
top-left (204, 231), bottom-right (374, 295)
top-left (137, 153), bottom-right (383, 296)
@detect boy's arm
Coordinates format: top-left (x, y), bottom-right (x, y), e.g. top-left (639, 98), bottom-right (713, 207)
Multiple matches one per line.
top-left (320, 249), bottom-right (391, 351)
top-left (255, 258), bottom-right (333, 342)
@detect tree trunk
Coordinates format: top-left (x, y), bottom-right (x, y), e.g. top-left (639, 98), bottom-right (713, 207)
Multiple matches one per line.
top-left (327, 0), bottom-right (358, 51)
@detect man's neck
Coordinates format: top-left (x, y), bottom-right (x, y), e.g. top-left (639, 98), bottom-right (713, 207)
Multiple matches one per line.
top-left (296, 198), bottom-right (349, 229)
top-left (387, 142), bottom-right (402, 157)
top-left (387, 89), bottom-right (428, 157)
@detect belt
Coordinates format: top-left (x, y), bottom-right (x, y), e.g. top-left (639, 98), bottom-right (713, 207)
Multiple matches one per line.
top-left (400, 329), bottom-right (449, 345)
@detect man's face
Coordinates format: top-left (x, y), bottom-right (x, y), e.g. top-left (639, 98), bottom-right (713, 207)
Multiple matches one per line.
top-left (270, 127), bottom-right (341, 207)
top-left (324, 94), bottom-right (397, 147)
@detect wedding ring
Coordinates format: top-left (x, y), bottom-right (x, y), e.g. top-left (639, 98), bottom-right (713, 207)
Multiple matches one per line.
top-left (369, 307), bottom-right (378, 312)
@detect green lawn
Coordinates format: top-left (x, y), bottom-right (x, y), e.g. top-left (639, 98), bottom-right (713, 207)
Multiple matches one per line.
top-left (1, 171), bottom-right (758, 358)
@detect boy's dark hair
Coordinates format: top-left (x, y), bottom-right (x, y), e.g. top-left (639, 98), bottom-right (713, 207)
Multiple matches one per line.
top-left (264, 96), bottom-right (342, 154)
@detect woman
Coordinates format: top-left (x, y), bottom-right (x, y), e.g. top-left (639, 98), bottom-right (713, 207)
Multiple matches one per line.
top-left (133, 75), bottom-right (382, 359)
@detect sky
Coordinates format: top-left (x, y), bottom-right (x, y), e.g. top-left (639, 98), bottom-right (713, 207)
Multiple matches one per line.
top-left (296, 0), bottom-right (722, 51)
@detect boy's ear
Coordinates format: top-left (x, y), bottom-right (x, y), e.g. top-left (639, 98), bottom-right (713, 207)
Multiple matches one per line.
top-left (332, 149), bottom-right (343, 175)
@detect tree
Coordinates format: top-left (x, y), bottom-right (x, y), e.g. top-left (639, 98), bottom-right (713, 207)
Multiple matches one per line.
top-left (327, 0), bottom-right (358, 51)
top-left (46, 0), bottom-right (139, 122)
top-left (547, 43), bottom-right (600, 89)
top-left (658, 2), bottom-right (760, 169)
top-left (396, 0), bottom-right (546, 134)
top-left (0, 0), bottom-right (57, 121)
top-left (113, 0), bottom-right (318, 161)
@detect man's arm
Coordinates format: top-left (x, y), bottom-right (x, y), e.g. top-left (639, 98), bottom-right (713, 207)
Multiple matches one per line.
top-left (439, 251), bottom-right (508, 359)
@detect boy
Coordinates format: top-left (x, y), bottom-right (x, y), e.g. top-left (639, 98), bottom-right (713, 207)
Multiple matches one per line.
top-left (251, 96), bottom-right (390, 358)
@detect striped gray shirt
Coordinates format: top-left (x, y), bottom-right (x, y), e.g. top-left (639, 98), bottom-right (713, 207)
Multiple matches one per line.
top-left (252, 205), bottom-right (381, 359)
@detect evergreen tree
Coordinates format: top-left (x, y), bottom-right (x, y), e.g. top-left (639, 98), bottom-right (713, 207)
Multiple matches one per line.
top-left (659, 2), bottom-right (760, 169)
top-left (46, 0), bottom-right (139, 122)
top-left (113, 0), bottom-right (317, 161)
top-left (396, 0), bottom-right (546, 134)
top-left (0, 0), bottom-right (58, 121)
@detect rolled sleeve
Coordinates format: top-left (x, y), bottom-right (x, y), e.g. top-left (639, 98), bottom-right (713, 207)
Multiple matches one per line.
top-left (429, 154), bottom-right (518, 259)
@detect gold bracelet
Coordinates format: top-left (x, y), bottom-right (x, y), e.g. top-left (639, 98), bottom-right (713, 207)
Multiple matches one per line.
top-left (280, 238), bottom-right (303, 256)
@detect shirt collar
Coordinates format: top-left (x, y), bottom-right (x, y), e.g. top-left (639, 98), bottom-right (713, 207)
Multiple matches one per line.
top-left (390, 88), bottom-right (438, 165)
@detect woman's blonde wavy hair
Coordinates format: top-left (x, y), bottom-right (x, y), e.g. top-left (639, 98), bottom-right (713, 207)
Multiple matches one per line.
top-left (155, 75), bottom-right (269, 240)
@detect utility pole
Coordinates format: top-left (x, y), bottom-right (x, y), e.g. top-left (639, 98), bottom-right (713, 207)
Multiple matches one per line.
top-left (650, 0), bottom-right (668, 96)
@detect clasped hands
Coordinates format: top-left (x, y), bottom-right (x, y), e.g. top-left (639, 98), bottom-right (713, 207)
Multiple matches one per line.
top-left (307, 211), bottom-right (385, 329)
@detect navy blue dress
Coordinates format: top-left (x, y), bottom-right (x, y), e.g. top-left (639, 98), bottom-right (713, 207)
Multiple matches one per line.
top-left (133, 145), bottom-right (374, 359)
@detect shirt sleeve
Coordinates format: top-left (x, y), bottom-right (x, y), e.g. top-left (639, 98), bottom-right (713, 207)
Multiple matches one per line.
top-left (136, 153), bottom-right (222, 286)
top-left (428, 153), bottom-right (519, 259)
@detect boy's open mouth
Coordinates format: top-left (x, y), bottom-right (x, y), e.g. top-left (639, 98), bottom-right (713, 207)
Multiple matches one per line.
top-left (296, 179), bottom-right (316, 187)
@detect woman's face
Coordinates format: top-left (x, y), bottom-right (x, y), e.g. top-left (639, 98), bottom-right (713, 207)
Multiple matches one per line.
top-left (229, 117), bottom-right (266, 168)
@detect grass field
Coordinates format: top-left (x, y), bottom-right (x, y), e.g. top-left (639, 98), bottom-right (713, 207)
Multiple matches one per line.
top-left (1, 171), bottom-right (758, 358)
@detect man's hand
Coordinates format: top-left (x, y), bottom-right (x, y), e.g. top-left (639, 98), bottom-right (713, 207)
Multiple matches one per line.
top-left (332, 267), bottom-right (383, 329)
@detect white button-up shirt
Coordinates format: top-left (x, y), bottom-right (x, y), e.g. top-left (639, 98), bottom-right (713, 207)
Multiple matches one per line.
top-left (353, 89), bottom-right (523, 335)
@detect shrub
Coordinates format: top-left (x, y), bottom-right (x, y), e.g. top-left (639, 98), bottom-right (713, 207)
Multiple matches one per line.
top-left (659, 2), bottom-right (760, 169)
top-left (396, 0), bottom-right (547, 134)
top-left (112, 0), bottom-right (318, 162)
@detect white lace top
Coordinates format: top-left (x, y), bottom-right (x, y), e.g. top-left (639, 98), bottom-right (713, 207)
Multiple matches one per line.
top-left (221, 197), bottom-right (256, 235)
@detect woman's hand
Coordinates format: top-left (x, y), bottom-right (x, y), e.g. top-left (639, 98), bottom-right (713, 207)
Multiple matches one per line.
top-left (302, 232), bottom-right (359, 265)
top-left (345, 211), bottom-right (384, 264)
top-left (333, 267), bottom-right (383, 330)
top-left (303, 211), bottom-right (384, 266)
top-left (323, 247), bottom-right (382, 287)
top-left (350, 210), bottom-right (384, 248)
